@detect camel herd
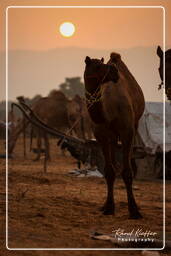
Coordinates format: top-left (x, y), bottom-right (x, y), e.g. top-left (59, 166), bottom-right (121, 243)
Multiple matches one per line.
top-left (7, 91), bottom-right (93, 161)
top-left (0, 45), bottom-right (170, 219)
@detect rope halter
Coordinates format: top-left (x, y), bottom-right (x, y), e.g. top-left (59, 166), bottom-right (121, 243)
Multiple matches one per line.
top-left (85, 65), bottom-right (111, 104)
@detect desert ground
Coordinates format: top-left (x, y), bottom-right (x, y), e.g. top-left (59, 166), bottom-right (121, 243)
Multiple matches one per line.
top-left (0, 137), bottom-right (171, 256)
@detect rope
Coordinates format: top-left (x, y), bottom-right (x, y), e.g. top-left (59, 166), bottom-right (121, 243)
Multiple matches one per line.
top-left (62, 85), bottom-right (101, 142)
top-left (16, 65), bottom-right (111, 147)
top-left (63, 66), bottom-right (111, 140)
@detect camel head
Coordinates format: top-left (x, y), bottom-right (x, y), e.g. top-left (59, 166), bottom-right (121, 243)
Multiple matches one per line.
top-left (157, 46), bottom-right (171, 100)
top-left (165, 49), bottom-right (171, 101)
top-left (157, 46), bottom-right (163, 59)
top-left (157, 46), bottom-right (163, 84)
top-left (84, 56), bottom-right (119, 86)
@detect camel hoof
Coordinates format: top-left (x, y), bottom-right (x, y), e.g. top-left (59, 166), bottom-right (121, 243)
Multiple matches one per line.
top-left (103, 209), bottom-right (115, 215)
top-left (129, 211), bottom-right (143, 219)
top-left (102, 206), bottom-right (115, 215)
top-left (99, 203), bottom-right (115, 215)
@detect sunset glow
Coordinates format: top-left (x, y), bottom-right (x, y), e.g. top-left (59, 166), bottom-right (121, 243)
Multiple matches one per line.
top-left (5, 5), bottom-right (167, 102)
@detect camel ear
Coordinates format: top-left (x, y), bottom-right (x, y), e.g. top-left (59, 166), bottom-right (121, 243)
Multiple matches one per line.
top-left (85, 56), bottom-right (91, 65)
top-left (101, 57), bottom-right (104, 63)
top-left (157, 46), bottom-right (163, 58)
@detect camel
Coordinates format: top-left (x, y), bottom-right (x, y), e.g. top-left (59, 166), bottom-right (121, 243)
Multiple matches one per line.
top-left (30, 90), bottom-right (69, 160)
top-left (8, 91), bottom-right (70, 160)
top-left (157, 46), bottom-right (171, 100)
top-left (67, 94), bottom-right (93, 139)
top-left (84, 52), bottom-right (145, 218)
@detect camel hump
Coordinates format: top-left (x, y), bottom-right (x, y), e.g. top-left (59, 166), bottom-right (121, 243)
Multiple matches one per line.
top-left (110, 52), bottom-right (121, 63)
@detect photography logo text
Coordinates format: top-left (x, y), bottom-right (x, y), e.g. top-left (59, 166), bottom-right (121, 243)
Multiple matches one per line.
top-left (112, 228), bottom-right (157, 243)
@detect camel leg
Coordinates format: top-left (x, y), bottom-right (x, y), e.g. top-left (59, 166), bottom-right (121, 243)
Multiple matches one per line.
top-left (100, 141), bottom-right (115, 215)
top-left (121, 131), bottom-right (142, 219)
top-left (44, 132), bottom-right (51, 161)
top-left (43, 132), bottom-right (48, 173)
top-left (30, 126), bottom-right (34, 152)
top-left (23, 117), bottom-right (26, 158)
top-left (33, 130), bottom-right (41, 161)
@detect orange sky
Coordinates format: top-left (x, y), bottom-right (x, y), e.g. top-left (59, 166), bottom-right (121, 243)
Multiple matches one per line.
top-left (0, 0), bottom-right (171, 101)
top-left (0, 0), bottom-right (170, 51)
top-left (7, 6), bottom-right (164, 50)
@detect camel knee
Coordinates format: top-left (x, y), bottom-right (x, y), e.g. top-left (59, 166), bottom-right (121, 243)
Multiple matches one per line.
top-left (104, 164), bottom-right (115, 178)
top-left (122, 168), bottom-right (133, 185)
top-left (104, 165), bottom-right (116, 188)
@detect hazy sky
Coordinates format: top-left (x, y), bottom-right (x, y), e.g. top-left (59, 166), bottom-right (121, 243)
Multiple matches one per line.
top-left (7, 7), bottom-right (163, 50)
top-left (0, 0), bottom-right (171, 101)
top-left (0, 0), bottom-right (170, 51)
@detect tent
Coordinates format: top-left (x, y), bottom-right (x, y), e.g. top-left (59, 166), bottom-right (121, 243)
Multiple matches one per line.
top-left (135, 102), bottom-right (171, 179)
top-left (138, 102), bottom-right (171, 154)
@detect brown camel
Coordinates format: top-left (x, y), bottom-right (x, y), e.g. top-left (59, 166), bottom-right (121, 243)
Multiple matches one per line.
top-left (67, 94), bottom-right (93, 139)
top-left (8, 91), bottom-right (70, 160)
top-left (157, 46), bottom-right (171, 100)
top-left (84, 52), bottom-right (145, 218)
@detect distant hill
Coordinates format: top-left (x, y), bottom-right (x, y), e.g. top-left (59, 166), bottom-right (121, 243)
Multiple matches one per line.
top-left (0, 46), bottom-right (163, 102)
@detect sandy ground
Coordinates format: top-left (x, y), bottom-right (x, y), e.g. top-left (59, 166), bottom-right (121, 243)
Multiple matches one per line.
top-left (0, 137), bottom-right (171, 256)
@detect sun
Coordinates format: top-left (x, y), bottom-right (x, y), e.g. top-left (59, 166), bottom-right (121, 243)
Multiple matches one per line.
top-left (59, 22), bottom-right (75, 38)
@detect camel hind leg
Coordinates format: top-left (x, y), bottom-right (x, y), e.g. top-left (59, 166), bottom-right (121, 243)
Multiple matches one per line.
top-left (23, 117), bottom-right (26, 157)
top-left (33, 130), bottom-right (42, 161)
top-left (121, 129), bottom-right (142, 219)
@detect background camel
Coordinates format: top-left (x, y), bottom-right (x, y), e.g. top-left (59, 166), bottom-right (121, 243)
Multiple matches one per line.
top-left (84, 52), bottom-right (145, 218)
top-left (30, 90), bottom-right (70, 160)
top-left (157, 45), bottom-right (171, 101)
top-left (13, 100), bottom-right (146, 176)
top-left (8, 90), bottom-right (93, 161)
top-left (8, 90), bottom-right (70, 160)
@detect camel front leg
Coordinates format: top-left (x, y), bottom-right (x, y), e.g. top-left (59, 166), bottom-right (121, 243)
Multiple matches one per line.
top-left (33, 130), bottom-right (42, 161)
top-left (100, 141), bottom-right (115, 215)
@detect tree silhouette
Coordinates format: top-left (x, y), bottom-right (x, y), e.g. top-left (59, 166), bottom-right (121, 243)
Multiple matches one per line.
top-left (59, 77), bottom-right (84, 98)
